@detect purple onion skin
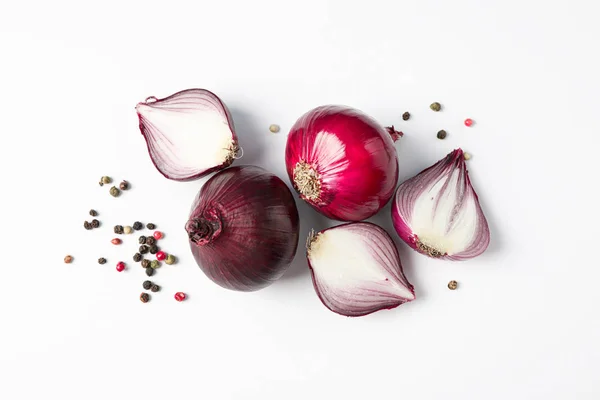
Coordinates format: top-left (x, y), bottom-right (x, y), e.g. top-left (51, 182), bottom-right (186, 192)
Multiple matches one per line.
top-left (186, 165), bottom-right (300, 291)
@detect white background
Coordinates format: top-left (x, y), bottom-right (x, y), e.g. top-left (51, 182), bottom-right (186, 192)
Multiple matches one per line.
top-left (1, 1), bottom-right (598, 399)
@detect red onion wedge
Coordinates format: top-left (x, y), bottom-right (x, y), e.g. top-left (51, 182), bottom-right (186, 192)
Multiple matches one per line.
top-left (136, 89), bottom-right (240, 181)
top-left (392, 149), bottom-right (490, 261)
top-left (185, 165), bottom-right (300, 291)
top-left (307, 222), bottom-right (415, 317)
top-left (285, 106), bottom-right (400, 221)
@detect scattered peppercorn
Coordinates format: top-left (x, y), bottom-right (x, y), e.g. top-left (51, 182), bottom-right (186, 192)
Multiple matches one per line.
top-left (448, 280), bottom-right (458, 290)
top-left (139, 245), bottom-right (149, 254)
top-left (149, 245), bottom-right (159, 255)
top-left (402, 112), bottom-right (410, 121)
top-left (464, 118), bottom-right (474, 127)
top-left (143, 280), bottom-right (153, 290)
top-left (430, 102), bottom-right (441, 112)
top-left (269, 124), bottom-right (280, 133)
top-left (98, 257), bottom-right (107, 265)
top-left (124, 226), bottom-right (133, 234)
top-left (141, 259), bottom-right (150, 268)
top-left (150, 260), bottom-right (160, 269)
top-left (91, 219), bottom-right (100, 228)
top-left (133, 253), bottom-right (142, 262)
top-left (145, 236), bottom-right (156, 246)
top-left (140, 293), bottom-right (150, 303)
top-left (165, 254), bottom-right (176, 265)
top-left (84, 221), bottom-right (92, 230)
top-left (156, 251), bottom-right (167, 261)
top-left (114, 225), bottom-right (124, 234)
top-left (111, 238), bottom-right (122, 245)
top-left (145, 267), bottom-right (155, 277)
top-left (174, 292), bottom-right (186, 302)
top-left (101, 176), bottom-right (112, 185)
top-left (146, 223), bottom-right (156, 230)
top-left (109, 186), bottom-right (120, 197)
top-left (151, 284), bottom-right (160, 293)
top-left (437, 130), bottom-right (447, 140)
top-left (116, 262), bottom-right (126, 272)
top-left (463, 152), bottom-right (472, 160)
top-left (64, 255), bottom-right (73, 264)
top-left (133, 221), bottom-right (143, 230)
top-left (139, 236), bottom-right (147, 244)
top-left (153, 231), bottom-right (163, 240)
top-left (89, 209), bottom-right (98, 216)
top-left (119, 180), bottom-right (129, 190)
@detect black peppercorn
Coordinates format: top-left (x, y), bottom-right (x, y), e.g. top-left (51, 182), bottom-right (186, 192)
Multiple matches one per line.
top-left (402, 111), bottom-right (410, 121)
top-left (133, 253), bottom-right (142, 262)
top-left (119, 180), bottom-right (129, 190)
top-left (145, 267), bottom-right (155, 277)
top-left (139, 245), bottom-right (149, 255)
top-left (141, 259), bottom-right (150, 268)
top-left (89, 209), bottom-right (98, 216)
top-left (146, 223), bottom-right (156, 230)
top-left (149, 245), bottom-right (159, 255)
top-left (91, 219), bottom-right (100, 228)
top-left (138, 236), bottom-right (146, 245)
top-left (437, 130), bottom-right (447, 140)
top-left (143, 280), bottom-right (153, 290)
top-left (145, 236), bottom-right (156, 246)
top-left (140, 293), bottom-right (150, 303)
top-left (133, 221), bottom-right (143, 230)
top-left (114, 225), bottom-right (124, 234)
top-left (151, 284), bottom-right (160, 293)
top-left (84, 221), bottom-right (92, 230)
top-left (98, 257), bottom-right (107, 265)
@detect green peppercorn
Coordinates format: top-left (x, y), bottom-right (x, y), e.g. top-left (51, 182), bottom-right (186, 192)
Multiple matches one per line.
top-left (146, 223), bottom-right (156, 230)
top-left (402, 111), bottom-right (410, 121)
top-left (151, 284), bottom-right (160, 293)
top-left (91, 219), bottom-right (100, 228)
top-left (145, 267), bottom-right (155, 277)
top-left (84, 221), bottom-right (92, 230)
top-left (114, 225), bottom-right (124, 234)
top-left (119, 180), bottom-right (129, 190)
top-left (138, 236), bottom-right (147, 244)
top-left (89, 209), bottom-right (98, 217)
top-left (139, 245), bottom-right (149, 255)
top-left (140, 293), bottom-right (150, 303)
top-left (133, 221), bottom-right (143, 230)
top-left (101, 176), bottom-right (112, 185)
top-left (145, 236), bottom-right (156, 246)
top-left (437, 130), bottom-right (447, 140)
top-left (98, 257), bottom-right (107, 265)
top-left (430, 102), bottom-right (442, 112)
top-left (109, 186), bottom-right (120, 197)
top-left (141, 259), bottom-right (150, 268)
top-left (143, 280), bottom-right (153, 290)
top-left (150, 260), bottom-right (160, 269)
top-left (149, 245), bottom-right (158, 255)
top-left (165, 254), bottom-right (176, 265)
top-left (133, 253), bottom-right (142, 262)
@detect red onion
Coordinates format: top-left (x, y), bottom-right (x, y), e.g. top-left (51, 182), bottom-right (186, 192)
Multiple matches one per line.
top-left (307, 222), bottom-right (415, 317)
top-left (185, 165), bottom-right (300, 291)
top-left (285, 105), bottom-right (401, 221)
top-left (392, 149), bottom-right (490, 261)
top-left (136, 89), bottom-right (240, 181)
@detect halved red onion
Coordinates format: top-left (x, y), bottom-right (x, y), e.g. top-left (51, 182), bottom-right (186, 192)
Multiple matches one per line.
top-left (285, 105), bottom-right (400, 221)
top-left (307, 222), bottom-right (415, 317)
top-left (392, 149), bottom-right (490, 261)
top-left (136, 89), bottom-right (239, 181)
top-left (186, 165), bottom-right (300, 291)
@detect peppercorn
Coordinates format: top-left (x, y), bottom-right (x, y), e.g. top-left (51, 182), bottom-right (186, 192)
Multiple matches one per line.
top-left (91, 219), bottom-right (100, 228)
top-left (140, 293), bottom-right (150, 303)
top-left (402, 111), bottom-right (410, 121)
top-left (89, 209), bottom-right (98, 217)
top-left (133, 221), bottom-right (143, 230)
top-left (84, 221), bottom-right (92, 230)
top-left (98, 257), bottom-right (107, 265)
top-left (430, 102), bottom-right (441, 112)
top-left (269, 124), bottom-right (280, 133)
top-left (145, 236), bottom-right (156, 246)
top-left (156, 251), bottom-right (167, 261)
top-left (464, 118), bottom-right (474, 127)
top-left (448, 280), bottom-right (458, 290)
top-left (64, 255), bottom-right (73, 264)
top-left (139, 245), bottom-right (149, 254)
top-left (124, 226), bottom-right (133, 234)
top-left (174, 292), bottom-right (186, 302)
top-left (464, 152), bottom-right (472, 160)
top-left (145, 267), bottom-right (155, 277)
top-left (141, 259), bottom-right (150, 268)
top-left (437, 130), bottom-right (447, 140)
top-left (150, 260), bottom-right (160, 269)
top-left (143, 280), bottom-right (153, 290)
top-left (146, 223), bottom-right (156, 230)
top-left (149, 245), bottom-right (159, 255)
top-left (151, 284), bottom-right (160, 293)
top-left (153, 231), bottom-right (163, 240)
top-left (119, 180), bottom-right (129, 190)
top-left (114, 225), bottom-right (124, 234)
top-left (109, 186), bottom-right (120, 197)
top-left (133, 253), bottom-right (142, 262)
top-left (165, 254), bottom-right (176, 265)
top-left (101, 176), bottom-right (112, 185)
top-left (111, 238), bottom-right (122, 245)
top-left (138, 236), bottom-right (147, 244)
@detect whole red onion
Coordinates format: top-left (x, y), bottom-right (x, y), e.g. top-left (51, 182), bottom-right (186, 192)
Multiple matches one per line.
top-left (285, 105), bottom-right (400, 221)
top-left (185, 165), bottom-right (300, 291)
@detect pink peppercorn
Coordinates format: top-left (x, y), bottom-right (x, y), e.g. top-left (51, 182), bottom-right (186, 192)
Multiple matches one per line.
top-left (116, 262), bottom-right (125, 272)
top-left (174, 292), bottom-right (186, 302)
top-left (464, 118), bottom-right (474, 127)
top-left (153, 231), bottom-right (163, 240)
top-left (156, 251), bottom-right (166, 261)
